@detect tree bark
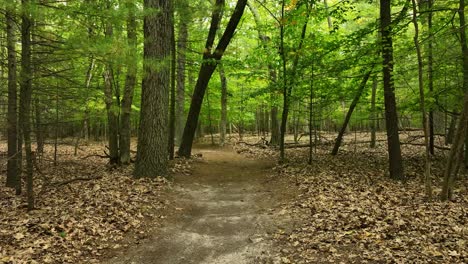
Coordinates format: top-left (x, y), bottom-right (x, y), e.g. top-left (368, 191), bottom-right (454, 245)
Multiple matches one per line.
top-left (169, 1), bottom-right (176, 159)
top-left (176, 7), bottom-right (188, 145)
top-left (6, 6), bottom-right (18, 189)
top-left (446, 114), bottom-right (456, 145)
top-left (331, 69), bottom-right (372, 155)
top-left (120, 0), bottom-right (137, 165)
top-left (134, 0), bottom-right (171, 178)
top-left (19, 0), bottom-right (34, 210)
top-left (178, 0), bottom-right (247, 157)
top-left (380, 0), bottom-right (405, 180)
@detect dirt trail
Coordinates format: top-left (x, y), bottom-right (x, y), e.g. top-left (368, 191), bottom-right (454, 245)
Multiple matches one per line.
top-left (104, 145), bottom-right (288, 264)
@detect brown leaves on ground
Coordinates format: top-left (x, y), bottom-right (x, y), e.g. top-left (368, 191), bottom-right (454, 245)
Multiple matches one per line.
top-left (0, 143), bottom-right (191, 264)
top-left (237, 135), bottom-right (467, 263)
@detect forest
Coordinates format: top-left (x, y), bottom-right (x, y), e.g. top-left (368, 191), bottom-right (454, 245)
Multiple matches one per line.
top-left (0, 0), bottom-right (467, 263)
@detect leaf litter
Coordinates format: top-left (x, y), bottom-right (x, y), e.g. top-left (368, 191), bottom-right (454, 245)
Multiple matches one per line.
top-left (0, 143), bottom-right (194, 264)
top-left (235, 135), bottom-right (467, 263)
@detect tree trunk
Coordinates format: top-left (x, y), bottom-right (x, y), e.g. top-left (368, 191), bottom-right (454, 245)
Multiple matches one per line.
top-left (441, 0), bottom-right (468, 200)
top-left (279, 2), bottom-right (310, 162)
top-left (332, 69), bottom-right (372, 155)
top-left (120, 0), bottom-right (137, 165)
top-left (370, 74), bottom-right (377, 148)
top-left (134, 0), bottom-right (171, 178)
top-left (34, 98), bottom-right (44, 156)
top-left (178, 0), bottom-right (247, 157)
top-left (219, 63), bottom-right (228, 146)
top-left (446, 114), bottom-right (456, 145)
top-left (103, 13), bottom-right (120, 165)
top-left (168, 2), bottom-right (176, 159)
top-left (6, 6), bottom-right (18, 189)
top-left (270, 106), bottom-right (280, 145)
top-left (380, 0), bottom-right (405, 180)
top-left (411, 0), bottom-right (432, 199)
top-left (427, 0), bottom-right (435, 155)
top-left (19, 0), bottom-right (34, 210)
top-left (309, 64), bottom-right (314, 165)
top-left (176, 10), bottom-right (188, 145)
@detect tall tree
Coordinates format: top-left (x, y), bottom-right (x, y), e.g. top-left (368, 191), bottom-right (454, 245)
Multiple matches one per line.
top-left (380, 0), bottom-right (405, 180)
top-left (279, 2), bottom-right (311, 162)
top-left (6, 3), bottom-right (18, 190)
top-left (120, 0), bottom-right (138, 165)
top-left (169, 0), bottom-right (176, 159)
top-left (19, 0), bottom-right (34, 210)
top-left (102, 1), bottom-right (120, 165)
top-left (177, 0), bottom-right (248, 157)
top-left (411, 0), bottom-right (432, 199)
top-left (134, 0), bottom-right (172, 178)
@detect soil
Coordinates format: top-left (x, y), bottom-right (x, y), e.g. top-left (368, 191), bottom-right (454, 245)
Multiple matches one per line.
top-left (103, 144), bottom-right (296, 264)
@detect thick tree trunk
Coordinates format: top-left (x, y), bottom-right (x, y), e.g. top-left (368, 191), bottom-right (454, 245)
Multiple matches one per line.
top-left (178, 0), bottom-right (247, 157)
top-left (169, 2), bottom-right (176, 159)
top-left (6, 7), bottom-right (18, 189)
top-left (134, 0), bottom-right (171, 178)
top-left (380, 0), bottom-right (405, 180)
top-left (20, 0), bottom-right (34, 210)
top-left (176, 14), bottom-right (188, 145)
top-left (219, 63), bottom-right (228, 146)
top-left (332, 69), bottom-right (372, 155)
top-left (120, 1), bottom-right (137, 165)
top-left (441, 0), bottom-right (468, 200)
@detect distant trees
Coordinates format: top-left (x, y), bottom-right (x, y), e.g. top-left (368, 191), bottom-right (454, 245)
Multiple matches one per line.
top-left (19, 0), bottom-right (34, 210)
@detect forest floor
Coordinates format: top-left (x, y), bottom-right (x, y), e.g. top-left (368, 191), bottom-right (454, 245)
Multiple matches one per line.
top-left (1, 132), bottom-right (467, 263)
